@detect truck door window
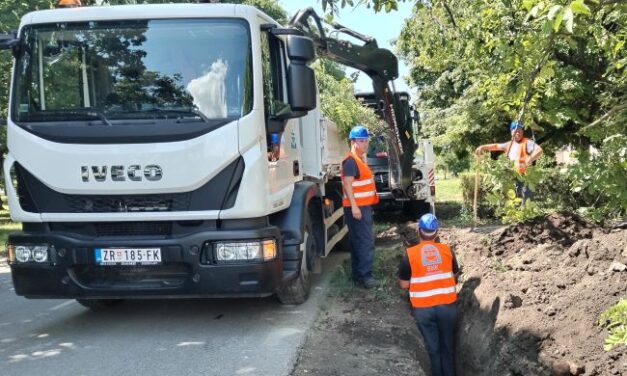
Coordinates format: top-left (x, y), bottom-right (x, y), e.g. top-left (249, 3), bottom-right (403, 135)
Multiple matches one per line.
top-left (260, 31), bottom-right (288, 118)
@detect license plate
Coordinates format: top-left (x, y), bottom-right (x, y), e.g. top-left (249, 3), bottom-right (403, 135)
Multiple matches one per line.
top-left (95, 248), bottom-right (162, 265)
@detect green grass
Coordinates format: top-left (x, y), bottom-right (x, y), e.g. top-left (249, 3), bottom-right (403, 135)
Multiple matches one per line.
top-left (435, 177), bottom-right (463, 203)
top-left (329, 245), bottom-right (406, 303)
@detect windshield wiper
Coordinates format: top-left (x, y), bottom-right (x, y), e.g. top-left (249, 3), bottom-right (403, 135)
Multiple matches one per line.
top-left (37, 109), bottom-right (113, 126)
top-left (144, 108), bottom-right (212, 123)
top-left (83, 110), bottom-right (112, 126)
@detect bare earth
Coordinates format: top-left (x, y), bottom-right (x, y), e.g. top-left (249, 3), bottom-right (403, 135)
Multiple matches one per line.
top-left (291, 212), bottom-right (627, 376)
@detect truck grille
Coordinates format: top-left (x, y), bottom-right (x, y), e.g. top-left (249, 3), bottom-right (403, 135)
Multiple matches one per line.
top-left (50, 222), bottom-right (173, 237)
top-left (71, 264), bottom-right (191, 289)
top-left (65, 194), bottom-right (191, 213)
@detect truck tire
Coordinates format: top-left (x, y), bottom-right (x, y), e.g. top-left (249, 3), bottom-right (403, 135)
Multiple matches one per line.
top-left (277, 215), bottom-right (314, 305)
top-left (76, 299), bottom-right (123, 309)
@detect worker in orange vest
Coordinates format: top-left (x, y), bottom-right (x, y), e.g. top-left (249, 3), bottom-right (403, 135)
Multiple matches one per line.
top-left (398, 214), bottom-right (460, 376)
top-left (341, 125), bottom-right (380, 289)
top-left (475, 121), bottom-right (543, 202)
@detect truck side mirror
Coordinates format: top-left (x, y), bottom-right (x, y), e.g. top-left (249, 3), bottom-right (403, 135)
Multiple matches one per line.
top-left (412, 109), bottom-right (420, 122)
top-left (286, 35), bottom-right (316, 112)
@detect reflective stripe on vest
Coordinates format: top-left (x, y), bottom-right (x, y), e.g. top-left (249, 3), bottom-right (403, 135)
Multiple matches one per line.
top-left (341, 153), bottom-right (379, 207)
top-left (512, 137), bottom-right (529, 174)
top-left (407, 241), bottom-right (457, 308)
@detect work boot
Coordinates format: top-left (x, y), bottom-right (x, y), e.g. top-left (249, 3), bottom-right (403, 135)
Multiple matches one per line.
top-left (358, 278), bottom-right (380, 289)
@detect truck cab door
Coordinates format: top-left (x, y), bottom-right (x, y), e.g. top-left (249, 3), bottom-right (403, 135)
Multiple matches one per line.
top-left (260, 27), bottom-right (302, 203)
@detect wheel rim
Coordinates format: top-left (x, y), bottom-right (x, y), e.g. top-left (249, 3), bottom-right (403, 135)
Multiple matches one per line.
top-left (300, 230), bottom-right (311, 279)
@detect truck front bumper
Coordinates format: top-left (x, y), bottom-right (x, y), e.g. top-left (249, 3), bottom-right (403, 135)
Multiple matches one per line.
top-left (8, 226), bottom-right (285, 299)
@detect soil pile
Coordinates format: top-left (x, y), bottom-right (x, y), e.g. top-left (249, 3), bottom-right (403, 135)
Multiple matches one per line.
top-left (489, 212), bottom-right (599, 257)
top-left (446, 213), bottom-right (627, 376)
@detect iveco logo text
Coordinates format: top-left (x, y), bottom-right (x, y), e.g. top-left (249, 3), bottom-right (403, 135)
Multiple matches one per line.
top-left (81, 165), bottom-right (163, 182)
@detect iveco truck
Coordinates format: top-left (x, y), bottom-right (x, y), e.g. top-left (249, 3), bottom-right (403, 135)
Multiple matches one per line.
top-left (0, 3), bottom-right (416, 306)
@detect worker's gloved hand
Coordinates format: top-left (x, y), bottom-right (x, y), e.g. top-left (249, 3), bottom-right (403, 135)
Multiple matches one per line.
top-left (351, 206), bottom-right (362, 220)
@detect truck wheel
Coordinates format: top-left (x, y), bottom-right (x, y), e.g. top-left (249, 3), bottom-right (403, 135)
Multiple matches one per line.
top-left (76, 299), bottom-right (123, 309)
top-left (277, 216), bottom-right (314, 305)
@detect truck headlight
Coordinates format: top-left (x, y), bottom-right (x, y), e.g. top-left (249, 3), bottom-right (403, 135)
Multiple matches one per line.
top-left (9, 244), bottom-right (49, 263)
top-left (15, 246), bottom-right (31, 263)
top-left (32, 246), bottom-right (49, 263)
top-left (213, 240), bottom-right (277, 263)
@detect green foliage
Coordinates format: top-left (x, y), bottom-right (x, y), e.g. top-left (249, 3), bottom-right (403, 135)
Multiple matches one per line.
top-left (459, 171), bottom-right (490, 218)
top-left (321, 0), bottom-right (405, 14)
top-left (564, 134), bottom-right (627, 222)
top-left (395, 0), bottom-right (624, 223)
top-left (478, 156), bottom-right (544, 224)
top-left (302, 0), bottom-right (627, 223)
top-left (457, 203), bottom-right (473, 226)
top-left (438, 148), bottom-right (470, 177)
top-left (477, 145), bottom-right (626, 224)
top-left (313, 60), bottom-right (380, 139)
top-left (394, 0), bottom-right (625, 153)
top-left (599, 299), bottom-right (627, 351)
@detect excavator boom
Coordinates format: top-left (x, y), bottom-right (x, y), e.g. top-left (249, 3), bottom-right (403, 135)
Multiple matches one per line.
top-left (289, 7), bottom-right (416, 199)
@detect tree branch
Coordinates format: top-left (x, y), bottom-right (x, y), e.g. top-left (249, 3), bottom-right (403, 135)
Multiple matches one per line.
top-left (440, 1), bottom-right (458, 29)
top-left (517, 36), bottom-right (555, 122)
top-left (580, 100), bottom-right (627, 131)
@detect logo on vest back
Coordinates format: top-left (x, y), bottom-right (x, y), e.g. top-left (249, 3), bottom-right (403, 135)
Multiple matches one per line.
top-left (421, 245), bottom-right (442, 266)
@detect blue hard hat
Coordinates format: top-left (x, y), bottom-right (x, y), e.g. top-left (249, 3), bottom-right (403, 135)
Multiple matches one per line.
top-left (418, 213), bottom-right (439, 232)
top-left (509, 120), bottom-right (523, 131)
top-left (270, 133), bottom-right (280, 143)
top-left (349, 125), bottom-right (369, 140)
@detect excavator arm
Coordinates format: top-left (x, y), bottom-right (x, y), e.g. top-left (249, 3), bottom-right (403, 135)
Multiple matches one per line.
top-left (289, 7), bottom-right (416, 199)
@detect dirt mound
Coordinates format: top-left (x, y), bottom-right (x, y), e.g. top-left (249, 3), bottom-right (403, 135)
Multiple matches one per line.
top-left (443, 214), bottom-right (627, 376)
top-left (490, 212), bottom-right (600, 257)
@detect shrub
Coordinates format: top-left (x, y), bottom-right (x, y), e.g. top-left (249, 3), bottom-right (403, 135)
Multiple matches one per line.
top-left (459, 171), bottom-right (492, 218)
top-left (599, 299), bottom-right (627, 351)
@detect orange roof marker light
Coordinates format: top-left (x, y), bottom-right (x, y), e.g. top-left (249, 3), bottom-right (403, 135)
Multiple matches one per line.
top-left (57, 0), bottom-right (82, 8)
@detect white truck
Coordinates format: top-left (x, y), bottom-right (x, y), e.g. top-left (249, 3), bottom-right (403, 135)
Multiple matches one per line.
top-left (0, 3), bottom-right (416, 306)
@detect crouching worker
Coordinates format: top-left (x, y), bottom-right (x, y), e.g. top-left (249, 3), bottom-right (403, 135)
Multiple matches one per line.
top-left (398, 214), bottom-right (460, 376)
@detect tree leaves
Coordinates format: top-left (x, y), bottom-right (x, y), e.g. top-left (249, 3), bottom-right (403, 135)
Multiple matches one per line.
top-left (563, 6), bottom-right (574, 33)
top-left (570, 0), bottom-right (591, 16)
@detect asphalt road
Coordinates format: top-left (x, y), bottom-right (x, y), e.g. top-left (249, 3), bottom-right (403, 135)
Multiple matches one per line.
top-left (0, 254), bottom-right (345, 376)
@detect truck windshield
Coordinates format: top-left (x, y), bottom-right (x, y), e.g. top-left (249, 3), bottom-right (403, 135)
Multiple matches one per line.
top-left (12, 19), bottom-right (252, 124)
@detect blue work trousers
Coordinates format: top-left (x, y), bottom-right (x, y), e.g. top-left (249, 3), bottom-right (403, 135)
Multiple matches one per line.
top-left (411, 303), bottom-right (457, 376)
top-left (515, 180), bottom-right (534, 205)
top-left (343, 205), bottom-right (374, 282)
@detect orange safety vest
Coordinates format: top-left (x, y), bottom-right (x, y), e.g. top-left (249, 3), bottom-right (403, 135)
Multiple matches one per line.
top-left (341, 152), bottom-right (379, 207)
top-left (508, 137), bottom-right (530, 174)
top-left (407, 241), bottom-right (457, 308)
